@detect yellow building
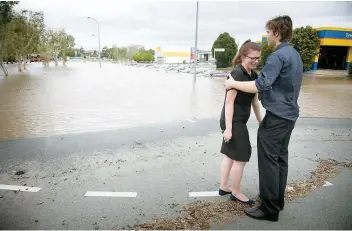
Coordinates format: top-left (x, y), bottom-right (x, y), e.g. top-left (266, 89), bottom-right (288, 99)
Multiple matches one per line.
top-left (155, 47), bottom-right (190, 63)
top-left (313, 27), bottom-right (352, 70)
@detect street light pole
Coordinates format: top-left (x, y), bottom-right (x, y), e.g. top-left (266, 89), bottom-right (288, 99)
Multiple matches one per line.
top-left (193, 1), bottom-right (199, 82)
top-left (87, 16), bottom-right (102, 68)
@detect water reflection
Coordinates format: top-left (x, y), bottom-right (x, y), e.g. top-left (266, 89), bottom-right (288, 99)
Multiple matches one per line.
top-left (299, 76), bottom-right (352, 118)
top-left (0, 62), bottom-right (351, 140)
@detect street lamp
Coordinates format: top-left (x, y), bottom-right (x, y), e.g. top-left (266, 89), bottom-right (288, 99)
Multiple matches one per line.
top-left (193, 1), bottom-right (199, 82)
top-left (87, 16), bottom-right (101, 68)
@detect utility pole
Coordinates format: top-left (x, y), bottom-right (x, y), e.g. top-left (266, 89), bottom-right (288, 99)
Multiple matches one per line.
top-left (193, 1), bottom-right (199, 82)
top-left (87, 17), bottom-right (102, 68)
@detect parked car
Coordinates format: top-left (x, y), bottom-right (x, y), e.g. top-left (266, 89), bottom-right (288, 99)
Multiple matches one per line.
top-left (30, 55), bottom-right (43, 62)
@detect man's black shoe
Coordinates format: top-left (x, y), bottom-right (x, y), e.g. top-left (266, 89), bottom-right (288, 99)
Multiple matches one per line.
top-left (244, 207), bottom-right (278, 222)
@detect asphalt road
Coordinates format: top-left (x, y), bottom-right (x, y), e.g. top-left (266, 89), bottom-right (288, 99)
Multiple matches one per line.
top-left (0, 117), bottom-right (351, 229)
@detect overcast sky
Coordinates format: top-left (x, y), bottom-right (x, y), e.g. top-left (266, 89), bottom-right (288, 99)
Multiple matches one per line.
top-left (16, 0), bottom-right (352, 52)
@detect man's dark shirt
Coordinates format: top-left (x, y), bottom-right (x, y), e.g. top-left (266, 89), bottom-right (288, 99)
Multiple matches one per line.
top-left (255, 42), bottom-right (303, 121)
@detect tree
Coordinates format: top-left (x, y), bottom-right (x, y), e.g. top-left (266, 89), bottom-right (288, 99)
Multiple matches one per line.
top-left (211, 32), bottom-right (238, 68)
top-left (37, 29), bottom-right (55, 66)
top-left (0, 4), bottom-right (78, 75)
top-left (260, 40), bottom-right (275, 67)
top-left (107, 47), bottom-right (114, 59)
top-left (0, 1), bottom-right (19, 25)
top-left (127, 44), bottom-right (144, 59)
top-left (117, 47), bottom-right (128, 60)
top-left (65, 47), bottom-right (75, 57)
top-left (291, 26), bottom-right (320, 71)
top-left (109, 45), bottom-right (129, 61)
top-left (38, 28), bottom-right (75, 66)
top-left (148, 49), bottom-right (155, 56)
top-left (0, 1), bottom-right (19, 76)
top-left (132, 50), bottom-right (154, 63)
top-left (59, 32), bottom-right (75, 65)
top-left (109, 45), bottom-right (117, 61)
top-left (79, 46), bottom-right (85, 57)
top-left (101, 46), bottom-right (109, 59)
top-left (4, 10), bottom-right (44, 71)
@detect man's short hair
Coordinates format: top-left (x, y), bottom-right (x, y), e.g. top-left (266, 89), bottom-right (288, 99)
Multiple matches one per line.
top-left (266, 15), bottom-right (293, 42)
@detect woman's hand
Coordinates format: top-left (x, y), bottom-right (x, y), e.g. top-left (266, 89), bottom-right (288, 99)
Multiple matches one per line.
top-left (223, 129), bottom-right (232, 142)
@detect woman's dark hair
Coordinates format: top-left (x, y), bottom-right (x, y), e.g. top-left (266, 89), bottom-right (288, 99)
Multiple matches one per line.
top-left (232, 39), bottom-right (261, 67)
top-left (265, 15), bottom-right (293, 42)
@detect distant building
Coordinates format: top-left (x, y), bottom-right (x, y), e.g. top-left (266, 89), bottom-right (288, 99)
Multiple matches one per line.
top-left (256, 26), bottom-right (352, 71)
top-left (155, 47), bottom-right (214, 64)
top-left (194, 48), bottom-right (213, 63)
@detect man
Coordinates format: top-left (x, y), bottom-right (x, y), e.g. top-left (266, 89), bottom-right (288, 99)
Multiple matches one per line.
top-left (224, 15), bottom-right (303, 222)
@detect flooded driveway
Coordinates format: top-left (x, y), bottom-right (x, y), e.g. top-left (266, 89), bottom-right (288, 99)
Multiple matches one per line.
top-left (0, 61), bottom-right (351, 140)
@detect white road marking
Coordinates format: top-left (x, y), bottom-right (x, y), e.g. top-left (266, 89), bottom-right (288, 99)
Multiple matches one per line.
top-left (189, 191), bottom-right (220, 197)
top-left (323, 181), bottom-right (333, 187)
top-left (0, 184), bottom-right (41, 192)
top-left (186, 118), bottom-right (196, 123)
top-left (84, 191), bottom-right (138, 197)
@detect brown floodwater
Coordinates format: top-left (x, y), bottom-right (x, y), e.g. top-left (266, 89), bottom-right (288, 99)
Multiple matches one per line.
top-left (0, 61), bottom-right (351, 140)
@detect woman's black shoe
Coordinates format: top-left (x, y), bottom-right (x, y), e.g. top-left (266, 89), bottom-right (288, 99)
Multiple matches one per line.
top-left (218, 189), bottom-right (232, 196)
top-left (230, 194), bottom-right (255, 206)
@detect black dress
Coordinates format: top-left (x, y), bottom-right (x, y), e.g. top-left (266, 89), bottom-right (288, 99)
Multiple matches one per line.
top-left (220, 64), bottom-right (257, 162)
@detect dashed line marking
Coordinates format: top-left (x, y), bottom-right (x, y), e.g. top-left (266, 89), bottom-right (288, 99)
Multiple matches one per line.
top-left (189, 191), bottom-right (220, 197)
top-left (0, 184), bottom-right (41, 192)
top-left (84, 191), bottom-right (138, 197)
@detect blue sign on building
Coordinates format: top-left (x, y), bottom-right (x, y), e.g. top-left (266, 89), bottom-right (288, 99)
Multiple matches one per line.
top-left (317, 30), bottom-right (352, 39)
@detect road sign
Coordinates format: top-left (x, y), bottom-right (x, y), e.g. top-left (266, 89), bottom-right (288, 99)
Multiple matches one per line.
top-left (214, 48), bottom-right (225, 52)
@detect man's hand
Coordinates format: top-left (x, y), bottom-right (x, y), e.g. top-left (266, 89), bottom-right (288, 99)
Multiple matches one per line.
top-left (225, 73), bottom-right (236, 90)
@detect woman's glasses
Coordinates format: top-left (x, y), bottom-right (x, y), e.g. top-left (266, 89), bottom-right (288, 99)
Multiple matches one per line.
top-left (246, 56), bottom-right (260, 61)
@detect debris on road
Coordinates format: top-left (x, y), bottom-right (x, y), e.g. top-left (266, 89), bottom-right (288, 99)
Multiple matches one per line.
top-left (15, 170), bottom-right (25, 175)
top-left (133, 159), bottom-right (349, 230)
top-left (285, 159), bottom-right (339, 201)
top-left (323, 181), bottom-right (333, 187)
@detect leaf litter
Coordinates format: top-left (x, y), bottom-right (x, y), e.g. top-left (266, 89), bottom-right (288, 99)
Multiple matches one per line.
top-left (133, 159), bottom-right (350, 230)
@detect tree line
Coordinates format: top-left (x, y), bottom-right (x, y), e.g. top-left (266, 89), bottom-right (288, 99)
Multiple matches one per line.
top-left (100, 45), bottom-right (155, 63)
top-left (0, 1), bottom-right (75, 76)
top-left (69, 44), bottom-right (155, 63)
top-left (212, 26), bottom-right (320, 71)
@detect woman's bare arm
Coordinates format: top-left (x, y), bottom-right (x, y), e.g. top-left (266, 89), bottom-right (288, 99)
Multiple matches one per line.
top-left (225, 90), bottom-right (237, 130)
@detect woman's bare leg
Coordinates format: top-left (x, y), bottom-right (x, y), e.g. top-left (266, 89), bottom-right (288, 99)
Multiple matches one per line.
top-left (220, 155), bottom-right (234, 191)
top-left (230, 160), bottom-right (249, 201)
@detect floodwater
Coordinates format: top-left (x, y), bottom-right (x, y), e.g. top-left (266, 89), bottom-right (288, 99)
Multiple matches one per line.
top-left (0, 61), bottom-right (351, 140)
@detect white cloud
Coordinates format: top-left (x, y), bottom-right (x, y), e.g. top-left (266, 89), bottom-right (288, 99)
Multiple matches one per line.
top-left (16, 0), bottom-right (352, 51)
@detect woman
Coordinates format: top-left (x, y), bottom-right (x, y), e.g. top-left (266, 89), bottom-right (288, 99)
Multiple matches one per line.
top-left (219, 40), bottom-right (262, 205)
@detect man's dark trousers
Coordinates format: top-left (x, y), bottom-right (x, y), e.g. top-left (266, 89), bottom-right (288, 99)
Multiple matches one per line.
top-left (257, 111), bottom-right (296, 216)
